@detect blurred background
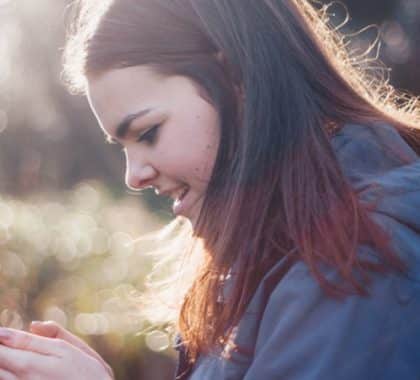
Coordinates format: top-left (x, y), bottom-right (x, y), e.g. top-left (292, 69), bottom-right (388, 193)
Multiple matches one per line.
top-left (0, 0), bottom-right (418, 379)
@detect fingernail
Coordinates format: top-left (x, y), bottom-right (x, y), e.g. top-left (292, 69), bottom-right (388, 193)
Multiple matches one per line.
top-left (30, 321), bottom-right (42, 326)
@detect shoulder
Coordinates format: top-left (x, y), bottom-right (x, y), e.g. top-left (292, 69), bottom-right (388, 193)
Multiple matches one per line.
top-left (330, 122), bottom-right (420, 279)
top-left (331, 122), bottom-right (418, 184)
top-left (246, 253), bottom-right (420, 379)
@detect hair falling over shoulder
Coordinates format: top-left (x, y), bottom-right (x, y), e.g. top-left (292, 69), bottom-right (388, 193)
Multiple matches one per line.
top-left (63, 0), bottom-right (420, 363)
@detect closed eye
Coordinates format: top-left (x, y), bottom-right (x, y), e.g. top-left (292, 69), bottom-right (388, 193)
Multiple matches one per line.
top-left (137, 124), bottom-right (161, 144)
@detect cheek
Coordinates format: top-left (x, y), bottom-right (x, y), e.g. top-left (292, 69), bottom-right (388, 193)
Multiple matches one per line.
top-left (160, 103), bottom-right (220, 182)
top-left (193, 120), bottom-right (220, 180)
top-left (159, 139), bottom-right (217, 184)
top-left (190, 140), bottom-right (219, 183)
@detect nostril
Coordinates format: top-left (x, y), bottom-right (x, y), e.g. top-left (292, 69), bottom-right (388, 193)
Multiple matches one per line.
top-left (126, 178), bottom-right (140, 191)
top-left (125, 172), bottom-right (136, 190)
top-left (125, 165), bottom-right (158, 190)
top-left (125, 172), bottom-right (143, 190)
top-left (126, 176), bottom-right (148, 190)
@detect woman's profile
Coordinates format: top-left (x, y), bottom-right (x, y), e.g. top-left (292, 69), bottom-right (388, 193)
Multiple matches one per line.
top-left (0, 1), bottom-right (418, 379)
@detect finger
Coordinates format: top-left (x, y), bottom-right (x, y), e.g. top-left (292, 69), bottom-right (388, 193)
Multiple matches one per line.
top-left (0, 327), bottom-right (63, 356)
top-left (0, 343), bottom-right (48, 375)
top-left (30, 321), bottom-right (113, 376)
top-left (29, 321), bottom-right (58, 338)
top-left (0, 368), bottom-right (16, 380)
top-left (30, 321), bottom-right (102, 359)
top-left (30, 321), bottom-right (82, 344)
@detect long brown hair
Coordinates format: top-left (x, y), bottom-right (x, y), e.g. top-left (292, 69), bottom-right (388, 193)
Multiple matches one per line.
top-left (64, 0), bottom-right (420, 363)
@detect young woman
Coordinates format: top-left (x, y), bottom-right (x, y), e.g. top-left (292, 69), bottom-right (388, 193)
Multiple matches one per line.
top-left (0, 0), bottom-right (419, 379)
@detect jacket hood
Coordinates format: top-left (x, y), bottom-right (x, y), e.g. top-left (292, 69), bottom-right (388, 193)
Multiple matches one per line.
top-left (331, 122), bottom-right (420, 279)
top-left (174, 122), bottom-right (420, 380)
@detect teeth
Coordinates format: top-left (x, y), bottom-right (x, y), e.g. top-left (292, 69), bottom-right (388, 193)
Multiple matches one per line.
top-left (175, 186), bottom-right (189, 201)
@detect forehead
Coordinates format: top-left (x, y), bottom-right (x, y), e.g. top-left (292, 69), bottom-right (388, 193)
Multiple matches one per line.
top-left (86, 66), bottom-right (166, 125)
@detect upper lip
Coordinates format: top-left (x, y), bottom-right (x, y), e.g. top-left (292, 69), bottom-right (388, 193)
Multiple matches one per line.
top-left (158, 186), bottom-right (188, 200)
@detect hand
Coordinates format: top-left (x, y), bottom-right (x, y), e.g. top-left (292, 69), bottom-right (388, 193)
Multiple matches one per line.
top-left (0, 326), bottom-right (114, 380)
top-left (29, 320), bottom-right (113, 378)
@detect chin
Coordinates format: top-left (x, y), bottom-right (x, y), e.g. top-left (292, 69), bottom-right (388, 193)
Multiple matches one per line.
top-left (182, 199), bottom-right (204, 233)
top-left (189, 214), bottom-right (198, 228)
top-left (188, 212), bottom-right (201, 233)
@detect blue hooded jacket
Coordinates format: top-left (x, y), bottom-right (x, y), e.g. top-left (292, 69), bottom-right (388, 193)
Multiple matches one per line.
top-left (173, 122), bottom-right (420, 380)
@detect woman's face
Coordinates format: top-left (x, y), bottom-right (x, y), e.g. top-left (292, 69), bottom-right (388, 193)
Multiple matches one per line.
top-left (87, 65), bottom-right (220, 226)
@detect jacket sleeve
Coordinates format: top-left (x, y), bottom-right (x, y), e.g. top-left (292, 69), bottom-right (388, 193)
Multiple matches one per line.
top-left (242, 259), bottom-right (415, 380)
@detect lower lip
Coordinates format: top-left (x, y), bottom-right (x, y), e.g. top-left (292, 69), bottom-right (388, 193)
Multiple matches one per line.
top-left (172, 188), bottom-right (192, 216)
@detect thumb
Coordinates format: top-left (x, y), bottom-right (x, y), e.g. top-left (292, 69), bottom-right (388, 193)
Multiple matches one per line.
top-left (30, 320), bottom-right (92, 350)
top-left (30, 321), bottom-right (114, 377)
top-left (29, 320), bottom-right (58, 338)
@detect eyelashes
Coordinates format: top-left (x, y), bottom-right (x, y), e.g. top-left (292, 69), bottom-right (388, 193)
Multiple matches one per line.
top-left (136, 124), bottom-right (161, 145)
top-left (107, 123), bottom-right (162, 152)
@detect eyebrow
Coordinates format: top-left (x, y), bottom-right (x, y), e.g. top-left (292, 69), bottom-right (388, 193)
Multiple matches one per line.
top-left (115, 108), bottom-right (153, 139)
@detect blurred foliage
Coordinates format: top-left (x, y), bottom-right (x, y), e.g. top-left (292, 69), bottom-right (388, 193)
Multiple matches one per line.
top-left (0, 0), bottom-right (418, 379)
top-left (0, 181), bottom-right (176, 379)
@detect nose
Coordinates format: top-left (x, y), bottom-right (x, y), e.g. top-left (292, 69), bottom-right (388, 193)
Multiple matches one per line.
top-left (124, 152), bottom-right (158, 191)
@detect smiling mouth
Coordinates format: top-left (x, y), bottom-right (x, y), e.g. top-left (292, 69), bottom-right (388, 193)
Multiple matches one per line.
top-left (174, 186), bottom-right (189, 206)
top-left (175, 186), bottom-right (189, 204)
